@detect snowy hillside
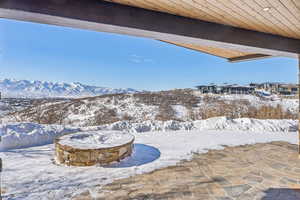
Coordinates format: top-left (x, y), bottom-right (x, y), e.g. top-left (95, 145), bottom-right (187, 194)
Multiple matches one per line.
top-left (1, 90), bottom-right (298, 126)
top-left (0, 79), bottom-right (139, 98)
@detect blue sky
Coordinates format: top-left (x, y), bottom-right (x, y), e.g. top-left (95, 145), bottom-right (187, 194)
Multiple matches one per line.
top-left (0, 19), bottom-right (298, 91)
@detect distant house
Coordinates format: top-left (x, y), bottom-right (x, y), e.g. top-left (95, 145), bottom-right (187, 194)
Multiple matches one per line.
top-left (195, 84), bottom-right (218, 94)
top-left (196, 84), bottom-right (255, 95)
top-left (250, 82), bottom-right (298, 95)
top-left (277, 84), bottom-right (298, 95)
top-left (222, 84), bottom-right (255, 95)
top-left (250, 82), bottom-right (282, 94)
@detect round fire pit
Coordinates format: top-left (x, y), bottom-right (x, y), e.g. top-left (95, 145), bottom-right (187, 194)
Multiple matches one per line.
top-left (55, 131), bottom-right (134, 166)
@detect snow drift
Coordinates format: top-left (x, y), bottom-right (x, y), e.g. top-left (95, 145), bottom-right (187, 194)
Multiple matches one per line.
top-left (0, 117), bottom-right (297, 151)
top-left (91, 116), bottom-right (297, 133)
top-left (0, 123), bottom-right (79, 151)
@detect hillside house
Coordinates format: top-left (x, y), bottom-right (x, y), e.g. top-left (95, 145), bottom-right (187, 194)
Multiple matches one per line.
top-left (250, 82), bottom-right (298, 95)
top-left (277, 84), bottom-right (298, 95)
top-left (196, 84), bottom-right (255, 95)
top-left (195, 84), bottom-right (219, 94)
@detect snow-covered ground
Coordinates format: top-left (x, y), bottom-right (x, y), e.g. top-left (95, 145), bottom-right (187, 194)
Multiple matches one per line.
top-left (0, 117), bottom-right (297, 151)
top-left (0, 117), bottom-right (298, 199)
top-left (1, 129), bottom-right (297, 200)
top-left (0, 115), bottom-right (298, 199)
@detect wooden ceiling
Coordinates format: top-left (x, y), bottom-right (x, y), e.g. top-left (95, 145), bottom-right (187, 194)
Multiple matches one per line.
top-left (1, 0), bottom-right (298, 60)
top-left (161, 40), bottom-right (253, 58)
top-left (104, 0), bottom-right (300, 60)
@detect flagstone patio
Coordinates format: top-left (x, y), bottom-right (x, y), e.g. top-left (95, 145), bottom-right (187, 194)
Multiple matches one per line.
top-left (73, 141), bottom-right (300, 200)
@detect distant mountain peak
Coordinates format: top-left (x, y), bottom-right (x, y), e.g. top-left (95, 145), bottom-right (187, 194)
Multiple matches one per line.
top-left (0, 79), bottom-right (140, 98)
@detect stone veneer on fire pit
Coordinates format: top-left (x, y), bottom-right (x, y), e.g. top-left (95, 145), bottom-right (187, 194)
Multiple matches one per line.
top-left (55, 131), bottom-right (134, 166)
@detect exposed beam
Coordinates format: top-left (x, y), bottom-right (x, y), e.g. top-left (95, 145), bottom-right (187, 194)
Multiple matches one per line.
top-left (0, 0), bottom-right (300, 58)
top-left (228, 54), bottom-right (272, 63)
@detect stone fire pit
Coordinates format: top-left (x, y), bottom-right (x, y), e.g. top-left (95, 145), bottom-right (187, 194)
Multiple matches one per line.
top-left (55, 131), bottom-right (134, 166)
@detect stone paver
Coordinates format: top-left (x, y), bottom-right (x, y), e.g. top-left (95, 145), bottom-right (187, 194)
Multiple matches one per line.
top-left (73, 142), bottom-right (300, 200)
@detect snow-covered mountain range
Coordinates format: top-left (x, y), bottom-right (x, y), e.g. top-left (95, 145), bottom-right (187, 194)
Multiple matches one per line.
top-left (0, 79), bottom-right (140, 98)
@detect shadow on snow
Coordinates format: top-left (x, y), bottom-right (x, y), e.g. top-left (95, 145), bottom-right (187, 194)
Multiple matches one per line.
top-left (106, 143), bottom-right (161, 168)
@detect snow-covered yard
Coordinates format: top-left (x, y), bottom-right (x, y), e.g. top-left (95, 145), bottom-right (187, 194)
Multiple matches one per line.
top-left (1, 117), bottom-right (297, 151)
top-left (0, 118), bottom-right (298, 199)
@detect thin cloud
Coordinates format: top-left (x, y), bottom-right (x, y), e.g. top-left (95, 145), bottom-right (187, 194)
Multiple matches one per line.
top-left (129, 54), bottom-right (154, 64)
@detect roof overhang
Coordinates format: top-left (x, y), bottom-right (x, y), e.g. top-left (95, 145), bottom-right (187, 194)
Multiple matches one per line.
top-left (161, 40), bottom-right (272, 62)
top-left (0, 0), bottom-right (299, 61)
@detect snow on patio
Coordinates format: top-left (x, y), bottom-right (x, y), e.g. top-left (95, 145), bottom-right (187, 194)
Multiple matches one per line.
top-left (0, 127), bottom-right (298, 199)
